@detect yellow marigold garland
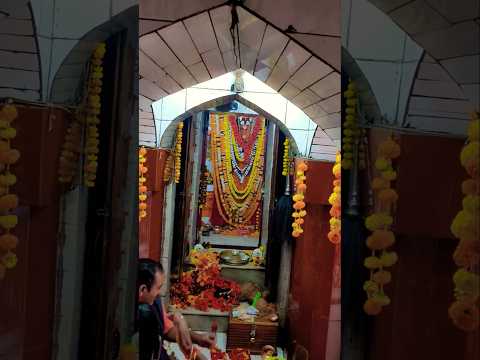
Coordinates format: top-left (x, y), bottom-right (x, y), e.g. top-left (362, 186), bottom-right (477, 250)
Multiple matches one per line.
top-left (292, 161), bottom-right (308, 238)
top-left (342, 80), bottom-right (358, 170)
top-left (84, 43), bottom-right (106, 187)
top-left (0, 103), bottom-right (20, 279)
top-left (448, 112), bottom-right (479, 332)
top-left (164, 153), bottom-right (174, 183)
top-left (139, 147), bottom-right (148, 220)
top-left (174, 122), bottom-right (184, 183)
top-left (328, 152), bottom-right (341, 244)
top-left (363, 135), bottom-right (401, 315)
top-left (282, 138), bottom-right (290, 176)
top-left (58, 42), bottom-right (106, 186)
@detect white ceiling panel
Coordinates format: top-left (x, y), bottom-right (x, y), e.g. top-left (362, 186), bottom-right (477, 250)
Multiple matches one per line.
top-left (188, 62), bottom-right (211, 83)
top-left (256, 25), bottom-right (289, 69)
top-left (140, 33), bottom-right (178, 68)
top-left (158, 22), bottom-right (201, 66)
top-left (303, 102), bottom-right (328, 120)
top-left (140, 78), bottom-right (168, 100)
top-left (319, 93), bottom-right (341, 114)
top-left (289, 56), bottom-right (332, 90)
top-left (0, 68), bottom-right (40, 90)
top-left (389, 1), bottom-right (450, 35)
top-left (0, 34), bottom-right (36, 52)
top-left (426, 0), bottom-right (479, 23)
top-left (412, 79), bottom-right (466, 100)
top-left (279, 82), bottom-right (301, 100)
top-left (310, 72), bottom-right (341, 99)
top-left (140, 19), bottom-right (172, 36)
top-left (291, 34), bottom-right (341, 72)
top-left (325, 127), bottom-right (341, 140)
top-left (0, 18), bottom-right (33, 35)
top-left (164, 61), bottom-right (197, 88)
top-left (139, 95), bottom-right (153, 112)
top-left (239, 43), bottom-right (257, 74)
top-left (202, 48), bottom-right (226, 78)
top-left (222, 50), bottom-right (238, 72)
top-left (253, 63), bottom-right (271, 82)
top-left (210, 6), bottom-right (234, 52)
top-left (314, 113), bottom-right (341, 129)
top-left (0, 50), bottom-right (39, 71)
top-left (238, 7), bottom-right (266, 52)
top-left (441, 55), bottom-right (480, 85)
top-left (292, 89), bottom-right (321, 109)
top-left (183, 12), bottom-right (218, 54)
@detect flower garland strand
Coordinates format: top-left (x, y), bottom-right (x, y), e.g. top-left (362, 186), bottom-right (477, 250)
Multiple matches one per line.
top-left (328, 152), bottom-right (341, 244)
top-left (0, 103), bottom-right (20, 279)
top-left (292, 161), bottom-right (308, 238)
top-left (84, 43), bottom-right (106, 187)
top-left (282, 138), bottom-right (290, 176)
top-left (448, 112), bottom-right (479, 332)
top-left (342, 80), bottom-right (358, 170)
top-left (139, 147), bottom-right (148, 220)
top-left (363, 135), bottom-right (401, 315)
top-left (175, 121), bottom-right (184, 184)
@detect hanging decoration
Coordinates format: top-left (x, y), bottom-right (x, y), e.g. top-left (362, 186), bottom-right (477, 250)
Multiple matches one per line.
top-left (363, 135), bottom-right (401, 315)
top-left (282, 138), bottom-right (290, 176)
top-left (164, 152), bottom-right (174, 183)
top-left (0, 103), bottom-right (20, 280)
top-left (209, 113), bottom-right (265, 227)
top-left (198, 165), bottom-right (209, 208)
top-left (328, 152), bottom-right (341, 244)
top-left (139, 147), bottom-right (148, 220)
top-left (174, 122), bottom-right (184, 184)
top-left (448, 112), bottom-right (479, 332)
top-left (170, 250), bottom-right (241, 312)
top-left (342, 80), bottom-right (364, 170)
top-left (291, 161), bottom-right (308, 238)
top-left (58, 42), bottom-right (106, 186)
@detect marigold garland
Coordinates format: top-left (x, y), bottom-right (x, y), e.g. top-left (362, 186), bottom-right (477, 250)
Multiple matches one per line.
top-left (0, 103), bottom-right (20, 280)
top-left (328, 152), bottom-right (341, 244)
top-left (363, 135), bottom-right (401, 315)
top-left (58, 42), bottom-right (106, 186)
top-left (291, 161), bottom-right (308, 238)
top-left (449, 112), bottom-right (479, 332)
top-left (170, 250), bottom-right (241, 312)
top-left (174, 122), bottom-right (184, 183)
top-left (164, 153), bottom-right (174, 183)
top-left (139, 147), bottom-right (148, 220)
top-left (342, 80), bottom-right (359, 170)
top-left (282, 138), bottom-right (290, 176)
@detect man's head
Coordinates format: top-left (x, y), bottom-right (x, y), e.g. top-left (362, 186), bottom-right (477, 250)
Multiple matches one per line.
top-left (137, 258), bottom-right (165, 305)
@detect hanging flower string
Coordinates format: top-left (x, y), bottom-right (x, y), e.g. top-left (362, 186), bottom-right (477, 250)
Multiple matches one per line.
top-left (328, 152), bottom-right (341, 244)
top-left (139, 147), bottom-right (148, 220)
top-left (363, 136), bottom-right (401, 315)
top-left (164, 153), bottom-right (174, 183)
top-left (58, 42), bottom-right (106, 186)
top-left (448, 112), bottom-right (479, 332)
top-left (282, 138), bottom-right (290, 176)
top-left (342, 80), bottom-right (358, 170)
top-left (84, 43), bottom-right (106, 187)
top-left (175, 121), bottom-right (184, 184)
top-left (292, 161), bottom-right (308, 238)
top-left (0, 104), bottom-right (20, 279)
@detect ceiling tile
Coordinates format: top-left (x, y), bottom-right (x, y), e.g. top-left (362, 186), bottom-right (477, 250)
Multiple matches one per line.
top-left (140, 51), bottom-right (182, 93)
top-left (238, 7), bottom-right (266, 52)
top-left (158, 22), bottom-right (201, 66)
top-left (408, 96), bottom-right (473, 117)
top-left (412, 79), bottom-right (466, 99)
top-left (426, 0), bottom-right (479, 23)
top-left (239, 43), bottom-right (257, 74)
top-left (460, 84), bottom-right (479, 109)
top-left (389, 0), bottom-right (450, 35)
top-left (407, 115), bottom-right (469, 135)
top-left (183, 12), bottom-right (218, 54)
top-left (139, 95), bottom-right (153, 112)
top-left (417, 62), bottom-right (453, 82)
top-left (291, 34), bottom-right (341, 71)
top-left (319, 93), bottom-right (341, 113)
top-left (140, 78), bottom-right (168, 100)
top-left (210, 6), bottom-right (234, 52)
top-left (140, 19), bottom-right (171, 36)
top-left (292, 89), bottom-right (321, 109)
top-left (0, 68), bottom-right (39, 90)
top-left (325, 127), bottom-right (341, 140)
top-left (310, 144), bottom-right (338, 154)
top-left (202, 48), bottom-right (226, 78)
top-left (303, 102), bottom-right (328, 119)
top-left (0, 34), bottom-right (36, 52)
top-left (314, 113), bottom-right (341, 129)
top-left (441, 55), bottom-right (480, 84)
top-left (222, 50), bottom-right (238, 72)
top-left (289, 57), bottom-right (332, 90)
top-left (279, 82), bottom-right (301, 100)
top-left (164, 61), bottom-right (197, 88)
top-left (266, 41), bottom-right (310, 90)
top-left (367, 0), bottom-right (414, 13)
top-left (312, 136), bottom-right (336, 146)
top-left (140, 33), bottom-right (177, 68)
top-left (253, 64), bottom-right (271, 82)
top-left (0, 50), bottom-right (38, 71)
top-left (413, 21), bottom-right (480, 59)
top-left (0, 18), bottom-right (33, 35)
top-left (188, 62), bottom-right (211, 83)
top-left (256, 25), bottom-right (289, 69)
top-left (310, 72), bottom-right (340, 99)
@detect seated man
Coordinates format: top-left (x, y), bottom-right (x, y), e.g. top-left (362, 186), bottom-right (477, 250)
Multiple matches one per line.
top-left (137, 258), bottom-right (217, 360)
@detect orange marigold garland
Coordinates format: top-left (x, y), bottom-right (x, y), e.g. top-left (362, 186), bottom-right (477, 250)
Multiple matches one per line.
top-left (174, 121), bottom-right (184, 183)
top-left (363, 135), bottom-right (401, 315)
top-left (139, 147), bottom-right (148, 220)
top-left (0, 103), bottom-right (20, 279)
top-left (328, 152), bottom-right (341, 244)
top-left (58, 112), bottom-right (83, 184)
top-left (448, 112), bottom-right (479, 332)
top-left (292, 161), bottom-right (308, 238)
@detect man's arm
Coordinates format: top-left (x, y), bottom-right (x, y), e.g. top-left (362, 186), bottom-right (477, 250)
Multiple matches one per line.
top-left (165, 313), bottom-right (218, 350)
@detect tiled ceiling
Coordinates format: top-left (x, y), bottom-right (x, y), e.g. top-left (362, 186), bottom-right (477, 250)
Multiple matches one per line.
top-left (0, 3), bottom-right (41, 101)
top-left (369, 0), bottom-right (479, 115)
top-left (139, 3), bottom-right (341, 160)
